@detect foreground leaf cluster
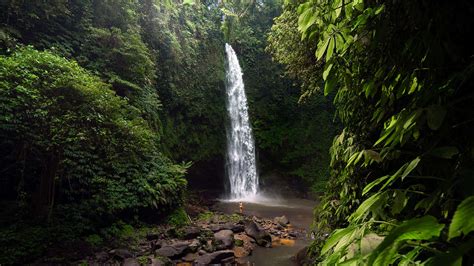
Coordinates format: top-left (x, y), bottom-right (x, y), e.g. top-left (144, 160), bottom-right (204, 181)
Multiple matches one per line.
top-left (270, 0), bottom-right (474, 264)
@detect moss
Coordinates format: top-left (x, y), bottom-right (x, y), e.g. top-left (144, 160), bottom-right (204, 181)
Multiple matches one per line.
top-left (234, 239), bottom-right (244, 246)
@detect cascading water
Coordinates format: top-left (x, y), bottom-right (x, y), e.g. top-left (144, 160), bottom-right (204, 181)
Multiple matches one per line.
top-left (225, 43), bottom-right (259, 200)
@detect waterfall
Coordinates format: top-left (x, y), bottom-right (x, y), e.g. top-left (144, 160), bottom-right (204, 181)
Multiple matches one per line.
top-left (225, 43), bottom-right (259, 200)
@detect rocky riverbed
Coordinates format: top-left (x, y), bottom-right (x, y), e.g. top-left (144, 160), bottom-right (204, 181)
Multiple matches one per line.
top-left (77, 212), bottom-right (307, 265)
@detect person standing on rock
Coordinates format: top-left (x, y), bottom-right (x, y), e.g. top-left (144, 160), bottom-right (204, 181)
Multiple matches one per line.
top-left (239, 202), bottom-right (243, 214)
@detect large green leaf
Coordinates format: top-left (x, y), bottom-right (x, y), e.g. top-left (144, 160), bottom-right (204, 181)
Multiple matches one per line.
top-left (326, 37), bottom-right (335, 61)
top-left (350, 191), bottom-right (387, 222)
top-left (321, 226), bottom-right (358, 255)
top-left (323, 63), bottom-right (334, 81)
top-left (363, 175), bottom-right (389, 195)
top-left (368, 216), bottom-right (444, 265)
top-left (316, 37), bottom-right (330, 60)
top-left (324, 72), bottom-right (337, 96)
top-left (448, 196), bottom-right (474, 240)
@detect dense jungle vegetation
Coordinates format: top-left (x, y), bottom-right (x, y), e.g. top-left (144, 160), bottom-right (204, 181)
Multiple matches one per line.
top-left (268, 0), bottom-right (474, 264)
top-left (1, 0), bottom-right (473, 265)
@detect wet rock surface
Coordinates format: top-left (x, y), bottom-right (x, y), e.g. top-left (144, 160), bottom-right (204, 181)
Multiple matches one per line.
top-left (54, 208), bottom-right (307, 265)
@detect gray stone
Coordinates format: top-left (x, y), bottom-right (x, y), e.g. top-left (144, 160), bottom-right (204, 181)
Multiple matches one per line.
top-left (194, 250), bottom-right (235, 265)
top-left (95, 251), bottom-right (109, 262)
top-left (244, 221), bottom-right (272, 248)
top-left (189, 239), bottom-right (201, 252)
top-left (214, 229), bottom-right (234, 249)
top-left (182, 226), bottom-right (201, 239)
top-left (182, 252), bottom-right (199, 262)
top-left (155, 242), bottom-right (189, 259)
top-left (209, 222), bottom-right (244, 233)
top-left (123, 258), bottom-right (140, 266)
top-left (274, 215), bottom-right (290, 227)
top-left (109, 248), bottom-right (133, 260)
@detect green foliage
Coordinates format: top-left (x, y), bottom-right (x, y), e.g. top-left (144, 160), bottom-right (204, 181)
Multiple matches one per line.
top-left (449, 196), bottom-right (474, 241)
top-left (271, 0), bottom-right (474, 264)
top-left (0, 48), bottom-right (187, 215)
top-left (84, 234), bottom-right (103, 247)
top-left (166, 208), bottom-right (190, 227)
top-left (225, 0), bottom-right (337, 192)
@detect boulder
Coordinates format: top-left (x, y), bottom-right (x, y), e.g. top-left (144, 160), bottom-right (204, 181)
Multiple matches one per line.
top-left (194, 250), bottom-right (235, 265)
top-left (151, 256), bottom-right (172, 266)
top-left (233, 246), bottom-right (251, 258)
top-left (274, 216), bottom-right (290, 227)
top-left (109, 248), bottom-right (133, 260)
top-left (244, 221), bottom-right (272, 248)
top-left (209, 222), bottom-right (244, 233)
top-left (146, 232), bottom-right (161, 241)
top-left (182, 226), bottom-right (201, 239)
top-left (95, 251), bottom-right (109, 262)
top-left (294, 246), bottom-right (310, 265)
top-left (214, 229), bottom-right (234, 249)
top-left (182, 252), bottom-right (199, 262)
top-left (189, 239), bottom-right (201, 252)
top-left (123, 258), bottom-right (140, 266)
top-left (155, 242), bottom-right (189, 259)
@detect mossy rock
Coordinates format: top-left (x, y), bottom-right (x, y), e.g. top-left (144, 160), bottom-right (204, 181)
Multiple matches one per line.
top-left (234, 239), bottom-right (244, 247)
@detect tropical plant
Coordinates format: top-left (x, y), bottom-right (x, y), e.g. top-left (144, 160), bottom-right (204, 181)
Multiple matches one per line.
top-left (270, 0), bottom-right (474, 264)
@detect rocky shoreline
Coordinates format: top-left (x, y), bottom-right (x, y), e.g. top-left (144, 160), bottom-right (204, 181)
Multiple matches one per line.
top-left (82, 212), bottom-right (308, 265)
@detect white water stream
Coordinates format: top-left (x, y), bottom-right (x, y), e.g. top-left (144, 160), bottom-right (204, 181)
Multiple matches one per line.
top-left (225, 43), bottom-right (259, 200)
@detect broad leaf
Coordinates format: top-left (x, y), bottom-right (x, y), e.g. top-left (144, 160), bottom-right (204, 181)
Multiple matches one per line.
top-left (323, 63), bottom-right (333, 81)
top-left (316, 37), bottom-right (330, 60)
top-left (321, 226), bottom-right (357, 255)
top-left (350, 191), bottom-right (386, 222)
top-left (326, 37), bottom-right (335, 61)
top-left (363, 175), bottom-right (389, 195)
top-left (368, 216), bottom-right (444, 265)
top-left (448, 196), bottom-right (474, 240)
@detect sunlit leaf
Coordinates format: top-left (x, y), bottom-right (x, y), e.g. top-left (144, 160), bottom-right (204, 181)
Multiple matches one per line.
top-left (368, 216), bottom-right (444, 265)
top-left (448, 196), bottom-right (474, 240)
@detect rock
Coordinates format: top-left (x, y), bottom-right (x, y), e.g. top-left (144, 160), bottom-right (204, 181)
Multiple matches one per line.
top-left (233, 246), bottom-right (251, 258)
top-left (151, 256), bottom-right (172, 266)
top-left (294, 246), bottom-right (309, 265)
top-left (146, 232), bottom-right (161, 241)
top-left (123, 258), bottom-right (140, 266)
top-left (214, 229), bottom-right (234, 249)
top-left (244, 221), bottom-right (272, 248)
top-left (155, 242), bottom-right (190, 259)
top-left (182, 252), bottom-right (199, 262)
top-left (151, 240), bottom-right (163, 251)
top-left (95, 251), bottom-right (109, 262)
top-left (234, 233), bottom-right (254, 257)
top-left (182, 226), bottom-right (201, 239)
top-left (256, 232), bottom-right (272, 248)
top-left (244, 221), bottom-right (260, 239)
top-left (109, 248), bottom-right (133, 260)
top-left (189, 239), bottom-right (201, 252)
top-left (198, 250), bottom-right (207, 255)
top-left (209, 222), bottom-right (244, 233)
top-left (274, 216), bottom-right (289, 227)
top-left (203, 239), bottom-right (215, 253)
top-left (234, 239), bottom-right (244, 247)
top-left (194, 250), bottom-right (235, 265)
top-left (230, 223), bottom-right (245, 233)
